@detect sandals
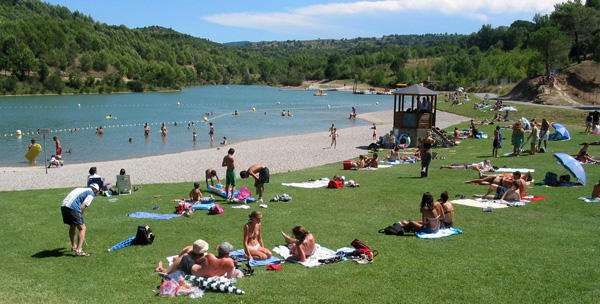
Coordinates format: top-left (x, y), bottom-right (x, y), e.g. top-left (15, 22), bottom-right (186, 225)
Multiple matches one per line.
top-left (75, 250), bottom-right (90, 257)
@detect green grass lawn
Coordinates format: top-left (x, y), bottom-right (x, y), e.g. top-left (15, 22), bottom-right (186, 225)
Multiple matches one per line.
top-left (1, 102), bottom-right (599, 303)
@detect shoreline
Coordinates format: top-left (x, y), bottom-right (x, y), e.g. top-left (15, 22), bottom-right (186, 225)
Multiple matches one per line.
top-left (0, 110), bottom-right (470, 191)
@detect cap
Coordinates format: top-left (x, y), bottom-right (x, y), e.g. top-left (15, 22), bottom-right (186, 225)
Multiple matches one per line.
top-left (192, 239), bottom-right (209, 255)
top-left (89, 184), bottom-right (99, 192)
top-left (217, 242), bottom-right (233, 255)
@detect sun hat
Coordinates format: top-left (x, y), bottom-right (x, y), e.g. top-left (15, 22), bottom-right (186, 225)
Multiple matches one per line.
top-left (192, 239), bottom-right (209, 255)
top-left (217, 242), bottom-right (233, 255)
top-left (89, 184), bottom-right (99, 192)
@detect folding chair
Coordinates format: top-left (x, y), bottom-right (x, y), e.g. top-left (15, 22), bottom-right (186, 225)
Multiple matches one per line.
top-left (116, 175), bottom-right (132, 195)
top-left (87, 177), bottom-right (104, 190)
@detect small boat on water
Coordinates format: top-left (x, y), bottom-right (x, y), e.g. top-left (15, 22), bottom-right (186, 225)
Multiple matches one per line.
top-left (314, 91), bottom-right (328, 96)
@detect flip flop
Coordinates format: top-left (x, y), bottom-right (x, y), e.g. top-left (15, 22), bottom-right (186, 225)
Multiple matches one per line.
top-left (76, 251), bottom-right (90, 257)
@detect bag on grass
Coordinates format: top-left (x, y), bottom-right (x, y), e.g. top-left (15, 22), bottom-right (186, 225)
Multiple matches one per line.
top-left (378, 222), bottom-right (404, 236)
top-left (133, 225), bottom-right (154, 245)
top-left (350, 238), bottom-right (378, 260)
top-left (328, 179), bottom-right (344, 188)
top-left (542, 172), bottom-right (557, 185)
top-left (208, 204), bottom-right (224, 215)
top-left (559, 174), bottom-right (570, 183)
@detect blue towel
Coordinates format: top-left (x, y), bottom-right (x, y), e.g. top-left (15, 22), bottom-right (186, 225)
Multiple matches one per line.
top-left (191, 203), bottom-right (215, 210)
top-left (229, 249), bottom-right (283, 266)
top-left (416, 228), bottom-right (463, 239)
top-left (126, 212), bottom-right (182, 220)
top-left (579, 197), bottom-right (600, 203)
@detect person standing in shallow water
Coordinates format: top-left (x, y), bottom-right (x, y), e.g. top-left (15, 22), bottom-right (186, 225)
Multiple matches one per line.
top-left (209, 122), bottom-right (215, 142)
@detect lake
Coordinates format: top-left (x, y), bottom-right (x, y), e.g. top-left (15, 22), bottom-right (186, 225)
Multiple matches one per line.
top-left (0, 85), bottom-right (394, 167)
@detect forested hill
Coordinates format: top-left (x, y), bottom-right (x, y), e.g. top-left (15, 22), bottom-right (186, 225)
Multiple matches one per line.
top-left (1, 0), bottom-right (599, 96)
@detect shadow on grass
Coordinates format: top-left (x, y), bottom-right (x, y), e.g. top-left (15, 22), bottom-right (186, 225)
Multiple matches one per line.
top-left (31, 248), bottom-right (70, 258)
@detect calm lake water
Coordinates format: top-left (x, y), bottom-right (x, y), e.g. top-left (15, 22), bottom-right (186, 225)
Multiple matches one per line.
top-left (0, 85), bottom-right (394, 167)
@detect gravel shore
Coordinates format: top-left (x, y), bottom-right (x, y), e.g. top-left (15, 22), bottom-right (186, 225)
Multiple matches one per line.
top-left (0, 110), bottom-right (469, 191)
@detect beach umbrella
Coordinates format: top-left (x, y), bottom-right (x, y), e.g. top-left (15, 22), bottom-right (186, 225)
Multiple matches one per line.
top-left (185, 275), bottom-right (245, 294)
top-left (107, 235), bottom-right (136, 251)
top-left (499, 106), bottom-right (518, 112)
top-left (521, 117), bottom-right (531, 130)
top-left (553, 153), bottom-right (586, 185)
top-left (550, 123), bottom-right (571, 140)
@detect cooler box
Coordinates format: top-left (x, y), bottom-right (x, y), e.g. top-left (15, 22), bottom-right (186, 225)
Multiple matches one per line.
top-left (343, 160), bottom-right (355, 170)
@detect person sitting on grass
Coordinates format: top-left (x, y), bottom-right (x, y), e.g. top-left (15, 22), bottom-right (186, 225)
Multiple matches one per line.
top-left (366, 153), bottom-right (379, 168)
top-left (399, 192), bottom-right (443, 234)
top-left (243, 211), bottom-right (272, 260)
top-left (383, 147), bottom-right (399, 162)
top-left (281, 225), bottom-right (316, 262)
top-left (592, 180), bottom-right (600, 200)
top-left (438, 191), bottom-right (454, 228)
top-left (574, 143), bottom-right (599, 164)
top-left (189, 182), bottom-right (202, 202)
top-left (474, 180), bottom-right (522, 202)
top-left (155, 239), bottom-right (235, 279)
top-left (440, 159), bottom-right (493, 171)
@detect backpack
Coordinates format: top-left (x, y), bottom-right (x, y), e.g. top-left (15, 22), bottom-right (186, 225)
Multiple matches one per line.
top-left (208, 204), bottom-right (224, 215)
top-left (328, 179), bottom-right (344, 188)
top-left (133, 225), bottom-right (154, 245)
top-left (542, 172), bottom-right (557, 185)
top-left (350, 238), bottom-right (378, 260)
top-left (559, 174), bottom-right (570, 183)
top-left (378, 222), bottom-right (405, 236)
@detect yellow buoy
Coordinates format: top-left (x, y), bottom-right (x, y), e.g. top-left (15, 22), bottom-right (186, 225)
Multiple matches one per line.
top-left (15, 130), bottom-right (22, 136)
top-left (203, 117), bottom-right (208, 122)
top-left (177, 102), bottom-right (180, 106)
top-left (327, 105), bottom-right (331, 108)
top-left (77, 104), bottom-right (81, 108)
top-left (252, 107), bottom-right (256, 111)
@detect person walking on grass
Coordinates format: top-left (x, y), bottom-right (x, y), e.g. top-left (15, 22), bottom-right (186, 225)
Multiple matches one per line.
top-left (538, 118), bottom-right (549, 152)
top-left (61, 184), bottom-right (99, 257)
top-left (492, 126), bottom-right (501, 158)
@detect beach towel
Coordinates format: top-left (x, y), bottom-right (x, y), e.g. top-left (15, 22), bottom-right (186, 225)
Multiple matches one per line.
top-left (282, 178), bottom-right (330, 188)
top-left (474, 198), bottom-right (531, 207)
top-left (273, 244), bottom-right (350, 267)
top-left (495, 168), bottom-right (535, 173)
top-left (185, 275), bottom-right (245, 295)
top-left (228, 249), bottom-right (283, 266)
top-left (126, 212), bottom-right (182, 220)
top-left (451, 199), bottom-right (510, 209)
top-left (380, 159), bottom-right (415, 164)
top-left (578, 197), bottom-right (600, 203)
top-left (416, 228), bottom-right (463, 239)
top-left (521, 195), bottom-right (548, 201)
top-left (191, 203), bottom-right (215, 210)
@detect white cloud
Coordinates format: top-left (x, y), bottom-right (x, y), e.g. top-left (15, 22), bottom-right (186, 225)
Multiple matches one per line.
top-left (203, 0), bottom-right (559, 37)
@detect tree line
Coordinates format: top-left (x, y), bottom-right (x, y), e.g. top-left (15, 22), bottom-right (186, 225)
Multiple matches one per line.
top-left (0, 0), bottom-right (599, 95)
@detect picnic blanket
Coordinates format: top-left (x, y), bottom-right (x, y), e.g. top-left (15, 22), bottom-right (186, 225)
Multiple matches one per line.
top-left (229, 249), bottom-right (283, 266)
top-left (273, 244), bottom-right (350, 268)
top-left (578, 197), bottom-right (600, 203)
top-left (451, 199), bottom-right (510, 209)
top-left (282, 178), bottom-right (330, 188)
top-left (495, 168), bottom-right (535, 173)
top-left (416, 228), bottom-right (463, 239)
top-left (127, 212), bottom-right (182, 220)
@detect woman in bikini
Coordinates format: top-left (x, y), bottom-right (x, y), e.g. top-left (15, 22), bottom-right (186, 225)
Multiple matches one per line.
top-left (399, 192), bottom-right (443, 234)
top-left (243, 211), bottom-right (272, 260)
top-left (281, 225), bottom-right (316, 262)
top-left (438, 191), bottom-right (454, 228)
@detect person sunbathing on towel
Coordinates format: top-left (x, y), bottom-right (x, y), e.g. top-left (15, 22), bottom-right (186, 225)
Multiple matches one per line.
top-left (154, 239), bottom-right (235, 278)
top-left (281, 225), bottom-right (316, 262)
top-left (465, 171), bottom-right (532, 185)
top-left (441, 159), bottom-right (493, 171)
top-left (365, 153), bottom-right (379, 168)
top-left (437, 191), bottom-right (454, 228)
top-left (243, 211), bottom-right (272, 260)
top-left (574, 143), bottom-right (599, 164)
top-left (399, 192), bottom-right (443, 234)
top-left (474, 180), bottom-right (522, 202)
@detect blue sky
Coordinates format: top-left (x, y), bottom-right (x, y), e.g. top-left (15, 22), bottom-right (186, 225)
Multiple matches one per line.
top-left (44, 0), bottom-right (561, 43)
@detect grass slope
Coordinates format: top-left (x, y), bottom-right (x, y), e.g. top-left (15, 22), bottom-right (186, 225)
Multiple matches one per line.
top-left (0, 101), bottom-right (598, 303)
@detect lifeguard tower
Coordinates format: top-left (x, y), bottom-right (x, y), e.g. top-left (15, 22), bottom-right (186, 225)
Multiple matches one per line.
top-left (392, 84), bottom-right (438, 147)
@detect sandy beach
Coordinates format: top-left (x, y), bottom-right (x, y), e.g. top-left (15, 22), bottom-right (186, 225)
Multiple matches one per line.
top-left (0, 110), bottom-right (469, 191)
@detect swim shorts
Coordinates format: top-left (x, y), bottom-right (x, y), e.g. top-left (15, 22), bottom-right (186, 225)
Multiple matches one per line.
top-left (61, 206), bottom-right (84, 225)
top-left (494, 186), bottom-right (509, 199)
top-left (418, 224), bottom-right (439, 234)
top-left (259, 167), bottom-right (270, 184)
top-left (226, 169), bottom-right (236, 186)
top-left (180, 255), bottom-right (195, 275)
top-left (493, 139), bottom-right (499, 148)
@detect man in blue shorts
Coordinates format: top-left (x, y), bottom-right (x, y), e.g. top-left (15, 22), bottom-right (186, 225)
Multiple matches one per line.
top-left (61, 184), bottom-right (99, 257)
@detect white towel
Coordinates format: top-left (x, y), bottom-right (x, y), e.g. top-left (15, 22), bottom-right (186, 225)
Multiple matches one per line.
top-left (273, 244), bottom-right (336, 267)
top-left (282, 178), bottom-right (330, 189)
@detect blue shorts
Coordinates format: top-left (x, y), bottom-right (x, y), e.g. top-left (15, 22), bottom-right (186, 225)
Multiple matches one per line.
top-left (418, 224), bottom-right (439, 234)
top-left (494, 186), bottom-right (509, 199)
